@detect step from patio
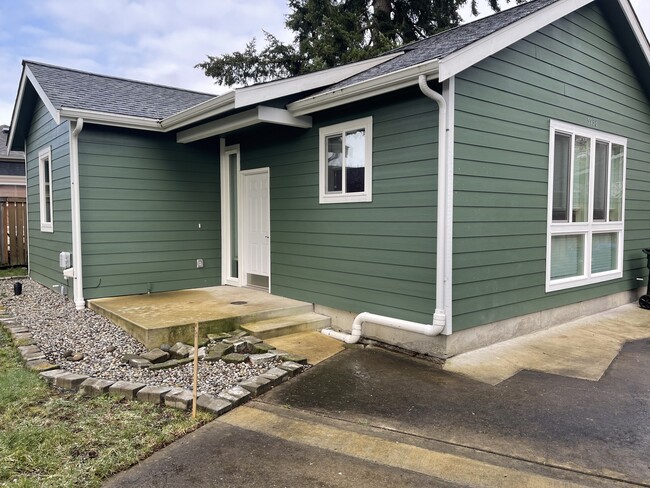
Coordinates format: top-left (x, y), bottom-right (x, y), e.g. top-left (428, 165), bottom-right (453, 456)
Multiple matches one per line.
top-left (88, 286), bottom-right (327, 349)
top-left (240, 312), bottom-right (331, 340)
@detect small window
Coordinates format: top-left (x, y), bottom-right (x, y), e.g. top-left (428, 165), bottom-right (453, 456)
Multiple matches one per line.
top-left (319, 117), bottom-right (372, 204)
top-left (38, 147), bottom-right (53, 232)
top-left (546, 121), bottom-right (626, 292)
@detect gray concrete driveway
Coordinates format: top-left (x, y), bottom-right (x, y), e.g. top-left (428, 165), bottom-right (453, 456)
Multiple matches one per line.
top-left (104, 331), bottom-right (650, 487)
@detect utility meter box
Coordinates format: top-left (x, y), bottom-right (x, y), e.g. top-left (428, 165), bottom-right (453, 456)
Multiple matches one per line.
top-left (59, 252), bottom-right (71, 269)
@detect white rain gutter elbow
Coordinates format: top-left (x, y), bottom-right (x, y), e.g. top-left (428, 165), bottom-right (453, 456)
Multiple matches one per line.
top-left (321, 74), bottom-right (449, 344)
top-left (70, 118), bottom-right (85, 310)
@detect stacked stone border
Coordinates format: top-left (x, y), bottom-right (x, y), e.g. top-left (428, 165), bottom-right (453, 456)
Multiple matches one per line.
top-left (0, 315), bottom-right (304, 416)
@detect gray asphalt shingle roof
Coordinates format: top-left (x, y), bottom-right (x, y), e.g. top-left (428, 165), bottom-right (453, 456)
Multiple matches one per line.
top-left (25, 61), bottom-right (216, 120)
top-left (326, 0), bottom-right (561, 91)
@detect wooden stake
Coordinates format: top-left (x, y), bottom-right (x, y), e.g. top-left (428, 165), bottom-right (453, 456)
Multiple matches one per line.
top-left (192, 322), bottom-right (199, 419)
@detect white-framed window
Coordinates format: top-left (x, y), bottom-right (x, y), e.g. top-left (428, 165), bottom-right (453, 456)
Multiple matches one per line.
top-left (546, 120), bottom-right (626, 292)
top-left (319, 116), bottom-right (373, 204)
top-left (38, 146), bottom-right (54, 232)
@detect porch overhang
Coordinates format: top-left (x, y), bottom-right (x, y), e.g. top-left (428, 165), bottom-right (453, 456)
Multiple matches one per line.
top-left (176, 106), bottom-right (312, 144)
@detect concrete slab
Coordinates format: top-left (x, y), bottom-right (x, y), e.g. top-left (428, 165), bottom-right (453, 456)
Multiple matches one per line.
top-left (88, 286), bottom-right (314, 348)
top-left (444, 303), bottom-right (650, 385)
top-left (266, 330), bottom-right (345, 365)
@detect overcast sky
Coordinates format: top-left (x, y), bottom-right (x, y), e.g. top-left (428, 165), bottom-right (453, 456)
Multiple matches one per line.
top-left (1, 0), bottom-right (649, 125)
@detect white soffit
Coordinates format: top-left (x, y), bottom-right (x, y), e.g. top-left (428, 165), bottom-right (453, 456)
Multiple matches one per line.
top-left (177, 106), bottom-right (312, 144)
top-left (438, 0), bottom-right (594, 81)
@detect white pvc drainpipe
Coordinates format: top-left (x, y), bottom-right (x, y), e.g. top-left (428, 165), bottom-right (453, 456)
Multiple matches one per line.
top-left (70, 118), bottom-right (85, 309)
top-left (321, 74), bottom-right (448, 344)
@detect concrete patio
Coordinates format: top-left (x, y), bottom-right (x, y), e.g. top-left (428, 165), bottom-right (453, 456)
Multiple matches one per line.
top-left (88, 286), bottom-right (334, 353)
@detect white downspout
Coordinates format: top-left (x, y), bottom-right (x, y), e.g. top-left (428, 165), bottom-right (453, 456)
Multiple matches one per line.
top-left (321, 74), bottom-right (449, 344)
top-left (70, 118), bottom-right (85, 309)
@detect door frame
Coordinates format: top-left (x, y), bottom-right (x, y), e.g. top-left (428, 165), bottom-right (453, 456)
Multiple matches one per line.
top-left (220, 138), bottom-right (271, 290)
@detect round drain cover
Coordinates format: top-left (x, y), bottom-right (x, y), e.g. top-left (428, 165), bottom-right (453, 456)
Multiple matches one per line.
top-left (230, 301), bottom-right (248, 305)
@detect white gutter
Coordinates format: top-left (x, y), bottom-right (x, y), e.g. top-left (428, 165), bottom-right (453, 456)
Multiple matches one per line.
top-left (321, 74), bottom-right (450, 344)
top-left (60, 108), bottom-right (162, 132)
top-left (69, 118), bottom-right (85, 309)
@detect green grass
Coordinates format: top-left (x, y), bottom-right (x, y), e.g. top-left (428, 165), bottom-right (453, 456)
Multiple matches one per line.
top-left (0, 325), bottom-right (213, 488)
top-left (0, 268), bottom-right (27, 279)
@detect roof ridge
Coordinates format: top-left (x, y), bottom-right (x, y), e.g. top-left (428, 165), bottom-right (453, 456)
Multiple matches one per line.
top-left (23, 60), bottom-right (216, 97)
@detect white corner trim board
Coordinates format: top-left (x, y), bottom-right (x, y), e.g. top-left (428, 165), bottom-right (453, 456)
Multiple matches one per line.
top-left (69, 118), bottom-right (85, 310)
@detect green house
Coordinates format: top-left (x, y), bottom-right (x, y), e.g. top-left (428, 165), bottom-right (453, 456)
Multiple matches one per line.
top-left (7, 0), bottom-right (650, 357)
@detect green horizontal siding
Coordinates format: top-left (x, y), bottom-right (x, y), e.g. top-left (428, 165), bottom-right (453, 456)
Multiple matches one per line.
top-left (25, 99), bottom-right (72, 295)
top-left (237, 89), bottom-right (438, 323)
top-left (78, 126), bottom-right (221, 298)
top-left (452, 4), bottom-right (650, 330)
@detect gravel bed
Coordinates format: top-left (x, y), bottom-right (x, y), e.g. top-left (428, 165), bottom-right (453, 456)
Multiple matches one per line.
top-left (1, 278), bottom-right (278, 396)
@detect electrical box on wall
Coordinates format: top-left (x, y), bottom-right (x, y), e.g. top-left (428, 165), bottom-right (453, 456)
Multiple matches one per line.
top-left (59, 252), bottom-right (71, 269)
top-left (196, 259), bottom-right (204, 268)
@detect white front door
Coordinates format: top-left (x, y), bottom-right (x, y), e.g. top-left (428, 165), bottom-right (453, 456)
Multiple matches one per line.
top-left (242, 169), bottom-right (270, 288)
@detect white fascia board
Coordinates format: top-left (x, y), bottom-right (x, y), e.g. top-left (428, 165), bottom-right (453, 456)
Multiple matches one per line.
top-left (618, 0), bottom-right (650, 67)
top-left (176, 106), bottom-right (312, 144)
top-left (288, 59), bottom-right (440, 117)
top-left (25, 67), bottom-right (61, 125)
top-left (234, 52), bottom-right (403, 108)
top-left (438, 0), bottom-right (594, 81)
top-left (160, 92), bottom-right (235, 131)
top-left (59, 107), bottom-right (163, 131)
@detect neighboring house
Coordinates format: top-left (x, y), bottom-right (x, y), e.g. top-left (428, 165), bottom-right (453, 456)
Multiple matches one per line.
top-left (6, 0), bottom-right (650, 357)
top-left (0, 125), bottom-right (26, 198)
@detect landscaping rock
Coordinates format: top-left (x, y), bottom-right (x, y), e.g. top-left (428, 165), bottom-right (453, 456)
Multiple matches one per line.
top-left (221, 353), bottom-right (249, 364)
top-left (148, 359), bottom-right (180, 370)
top-left (39, 369), bottom-right (67, 384)
top-left (121, 354), bottom-right (141, 364)
top-left (169, 342), bottom-right (193, 359)
top-left (197, 347), bottom-right (207, 359)
top-left (282, 354), bottom-right (308, 365)
top-left (242, 335), bottom-right (262, 345)
top-left (159, 343), bottom-right (171, 352)
top-left (196, 394), bottom-right (233, 415)
top-left (25, 359), bottom-right (58, 372)
top-left (261, 367), bottom-right (291, 386)
top-left (128, 357), bottom-right (152, 369)
top-left (217, 385), bottom-right (251, 407)
top-left (18, 345), bottom-right (41, 355)
top-left (140, 348), bottom-right (169, 364)
top-left (239, 376), bottom-right (272, 397)
top-left (137, 385), bottom-right (172, 404)
top-left (106, 345), bottom-right (117, 353)
top-left (207, 342), bottom-right (234, 358)
top-left (278, 361), bottom-right (304, 377)
top-left (67, 353), bottom-right (85, 362)
top-left (163, 388), bottom-right (194, 410)
top-left (249, 353), bottom-right (276, 365)
top-left (23, 351), bottom-right (46, 361)
top-left (109, 381), bottom-right (146, 400)
top-left (79, 378), bottom-right (115, 397)
top-left (53, 372), bottom-right (89, 391)
top-left (253, 342), bottom-right (276, 354)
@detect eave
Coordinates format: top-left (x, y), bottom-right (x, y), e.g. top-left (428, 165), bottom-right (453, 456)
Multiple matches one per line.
top-left (177, 106), bottom-right (312, 144)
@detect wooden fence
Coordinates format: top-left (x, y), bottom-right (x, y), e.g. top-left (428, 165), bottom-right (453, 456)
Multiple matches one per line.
top-left (0, 198), bottom-right (27, 267)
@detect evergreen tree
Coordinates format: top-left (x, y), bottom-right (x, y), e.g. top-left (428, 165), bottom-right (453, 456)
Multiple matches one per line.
top-left (197, 0), bottom-right (526, 86)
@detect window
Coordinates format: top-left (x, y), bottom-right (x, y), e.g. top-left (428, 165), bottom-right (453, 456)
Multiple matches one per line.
top-left (319, 117), bottom-right (372, 203)
top-left (38, 147), bottom-right (53, 232)
top-left (546, 121), bottom-right (626, 292)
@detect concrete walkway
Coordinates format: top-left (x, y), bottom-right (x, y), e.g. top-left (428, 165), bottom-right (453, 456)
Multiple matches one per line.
top-left (104, 305), bottom-right (650, 487)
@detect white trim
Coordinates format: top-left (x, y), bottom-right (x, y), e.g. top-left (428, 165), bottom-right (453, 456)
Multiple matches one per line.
top-left (319, 117), bottom-right (373, 204)
top-left (38, 146), bottom-right (53, 232)
top-left (177, 106), bottom-right (312, 144)
top-left (25, 67), bottom-right (61, 125)
top-left (24, 140), bottom-right (31, 277)
top-left (545, 120), bottom-right (627, 293)
top-left (240, 167), bottom-right (271, 291)
top-left (60, 107), bottom-right (162, 132)
top-left (438, 0), bottom-right (594, 81)
top-left (441, 76), bottom-right (455, 336)
top-left (618, 0), bottom-right (650, 69)
top-left (288, 60), bottom-right (440, 117)
top-left (0, 175), bottom-right (26, 186)
top-left (161, 54), bottom-right (400, 130)
top-left (220, 141), bottom-right (242, 287)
